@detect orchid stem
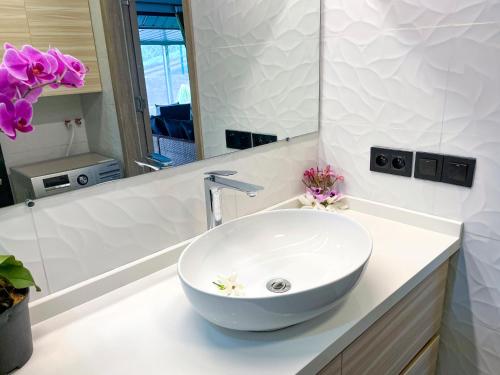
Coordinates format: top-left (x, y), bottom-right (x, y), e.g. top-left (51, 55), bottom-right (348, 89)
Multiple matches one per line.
top-left (21, 80), bottom-right (61, 100)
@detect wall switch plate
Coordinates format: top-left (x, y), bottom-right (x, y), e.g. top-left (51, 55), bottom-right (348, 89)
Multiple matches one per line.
top-left (441, 155), bottom-right (476, 187)
top-left (225, 130), bottom-right (252, 150)
top-left (252, 133), bottom-right (277, 147)
top-left (370, 147), bottom-right (413, 177)
top-left (414, 152), bottom-right (444, 182)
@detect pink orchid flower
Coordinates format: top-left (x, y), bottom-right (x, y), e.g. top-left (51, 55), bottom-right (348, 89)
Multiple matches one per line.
top-left (0, 68), bottom-right (18, 100)
top-left (0, 67), bottom-right (43, 103)
top-left (0, 43), bottom-right (86, 140)
top-left (3, 44), bottom-right (58, 85)
top-left (48, 48), bottom-right (86, 88)
top-left (0, 94), bottom-right (33, 139)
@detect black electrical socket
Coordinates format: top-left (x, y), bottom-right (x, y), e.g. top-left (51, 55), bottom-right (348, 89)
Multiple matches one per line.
top-left (252, 133), bottom-right (277, 147)
top-left (370, 147), bottom-right (413, 177)
top-left (225, 129), bottom-right (252, 150)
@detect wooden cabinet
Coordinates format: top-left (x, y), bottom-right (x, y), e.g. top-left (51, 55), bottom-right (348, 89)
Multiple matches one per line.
top-left (318, 262), bottom-right (448, 375)
top-left (0, 0), bottom-right (31, 58)
top-left (401, 335), bottom-right (440, 375)
top-left (317, 355), bottom-right (341, 375)
top-left (0, 0), bottom-right (101, 96)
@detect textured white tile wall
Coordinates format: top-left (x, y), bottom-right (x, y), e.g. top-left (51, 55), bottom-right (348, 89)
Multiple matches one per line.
top-left (319, 1), bottom-right (500, 373)
top-left (191, 0), bottom-right (320, 158)
top-left (30, 134), bottom-right (317, 293)
top-left (0, 205), bottom-right (49, 299)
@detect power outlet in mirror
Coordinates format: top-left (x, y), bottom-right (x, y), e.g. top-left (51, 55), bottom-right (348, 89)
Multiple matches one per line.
top-left (370, 147), bottom-right (413, 177)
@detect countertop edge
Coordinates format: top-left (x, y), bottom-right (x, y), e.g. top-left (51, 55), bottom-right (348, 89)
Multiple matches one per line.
top-left (299, 237), bottom-right (461, 374)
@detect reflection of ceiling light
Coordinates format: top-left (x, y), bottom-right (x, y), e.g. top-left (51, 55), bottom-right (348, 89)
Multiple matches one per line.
top-left (274, 234), bottom-right (285, 239)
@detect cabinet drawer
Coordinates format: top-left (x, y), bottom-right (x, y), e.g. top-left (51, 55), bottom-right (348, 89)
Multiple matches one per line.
top-left (341, 262), bottom-right (448, 375)
top-left (401, 335), bottom-right (440, 375)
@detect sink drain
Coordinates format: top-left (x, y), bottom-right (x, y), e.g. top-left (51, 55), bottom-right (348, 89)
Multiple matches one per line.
top-left (266, 278), bottom-right (291, 293)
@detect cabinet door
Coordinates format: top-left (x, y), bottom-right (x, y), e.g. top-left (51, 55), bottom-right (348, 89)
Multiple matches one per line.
top-left (0, 0), bottom-right (31, 60)
top-left (342, 262), bottom-right (448, 375)
top-left (25, 0), bottom-right (102, 95)
top-left (401, 335), bottom-right (440, 375)
top-left (317, 355), bottom-right (341, 375)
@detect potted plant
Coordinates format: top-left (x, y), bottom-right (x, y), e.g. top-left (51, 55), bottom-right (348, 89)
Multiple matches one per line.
top-left (0, 255), bottom-right (40, 373)
top-left (299, 165), bottom-right (348, 211)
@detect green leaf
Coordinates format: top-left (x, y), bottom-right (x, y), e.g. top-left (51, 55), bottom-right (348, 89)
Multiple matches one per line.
top-left (0, 255), bottom-right (41, 292)
top-left (0, 255), bottom-right (23, 267)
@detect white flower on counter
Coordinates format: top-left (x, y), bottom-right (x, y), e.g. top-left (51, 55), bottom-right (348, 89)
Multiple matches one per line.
top-left (299, 192), bottom-right (348, 211)
top-left (212, 273), bottom-right (245, 296)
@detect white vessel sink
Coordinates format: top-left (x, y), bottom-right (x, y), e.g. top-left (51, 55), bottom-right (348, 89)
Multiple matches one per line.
top-left (178, 209), bottom-right (372, 331)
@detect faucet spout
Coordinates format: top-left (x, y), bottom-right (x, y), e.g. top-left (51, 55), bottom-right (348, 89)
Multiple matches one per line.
top-left (204, 171), bottom-right (263, 229)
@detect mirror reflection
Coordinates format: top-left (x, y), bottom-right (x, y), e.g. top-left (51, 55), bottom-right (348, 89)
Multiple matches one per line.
top-left (0, 0), bottom-right (320, 206)
top-left (0, 0), bottom-right (319, 299)
top-left (0, 0), bottom-right (319, 209)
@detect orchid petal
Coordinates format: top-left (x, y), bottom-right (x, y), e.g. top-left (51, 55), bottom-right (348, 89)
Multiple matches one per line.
top-left (16, 123), bottom-right (33, 133)
top-left (0, 68), bottom-right (17, 99)
top-left (0, 101), bottom-right (16, 138)
top-left (20, 45), bottom-right (45, 62)
top-left (2, 48), bottom-right (29, 81)
top-left (22, 86), bottom-right (43, 103)
top-left (15, 99), bottom-right (33, 124)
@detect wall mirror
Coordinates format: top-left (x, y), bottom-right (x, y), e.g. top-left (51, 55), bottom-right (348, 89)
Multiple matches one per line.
top-left (0, 0), bottom-right (320, 209)
top-left (0, 0), bottom-right (320, 296)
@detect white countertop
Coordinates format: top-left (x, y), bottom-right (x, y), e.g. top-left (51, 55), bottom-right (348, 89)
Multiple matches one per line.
top-left (17, 201), bottom-right (461, 375)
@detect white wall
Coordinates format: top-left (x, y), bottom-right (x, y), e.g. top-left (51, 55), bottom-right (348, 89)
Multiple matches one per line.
top-left (0, 134), bottom-right (317, 298)
top-left (191, 0), bottom-right (321, 158)
top-left (81, 0), bottom-right (124, 166)
top-left (0, 95), bottom-right (89, 172)
top-left (319, 1), bottom-right (500, 374)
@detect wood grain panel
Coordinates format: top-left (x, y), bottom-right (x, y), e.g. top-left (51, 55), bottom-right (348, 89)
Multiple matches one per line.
top-left (317, 355), bottom-right (341, 375)
top-left (401, 335), bottom-right (440, 375)
top-left (25, 0), bottom-right (101, 95)
top-left (99, 0), bottom-right (145, 176)
top-left (25, 0), bottom-right (92, 35)
top-left (30, 35), bottom-right (101, 95)
top-left (342, 262), bottom-right (448, 375)
top-left (183, 0), bottom-right (204, 160)
top-left (0, 0), bottom-right (29, 34)
top-left (0, 1), bottom-right (31, 61)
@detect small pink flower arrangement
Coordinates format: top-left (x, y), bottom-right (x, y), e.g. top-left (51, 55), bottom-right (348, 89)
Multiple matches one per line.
top-left (300, 165), bottom-right (347, 210)
top-left (0, 43), bottom-right (87, 140)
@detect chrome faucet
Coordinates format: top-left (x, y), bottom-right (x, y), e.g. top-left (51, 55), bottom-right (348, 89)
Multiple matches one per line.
top-left (204, 170), bottom-right (263, 229)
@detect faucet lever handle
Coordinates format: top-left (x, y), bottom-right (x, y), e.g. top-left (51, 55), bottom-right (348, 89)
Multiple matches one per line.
top-left (135, 160), bottom-right (161, 171)
top-left (205, 170), bottom-right (237, 177)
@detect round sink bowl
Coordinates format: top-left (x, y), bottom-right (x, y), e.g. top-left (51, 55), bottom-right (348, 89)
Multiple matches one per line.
top-left (178, 209), bottom-right (372, 331)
